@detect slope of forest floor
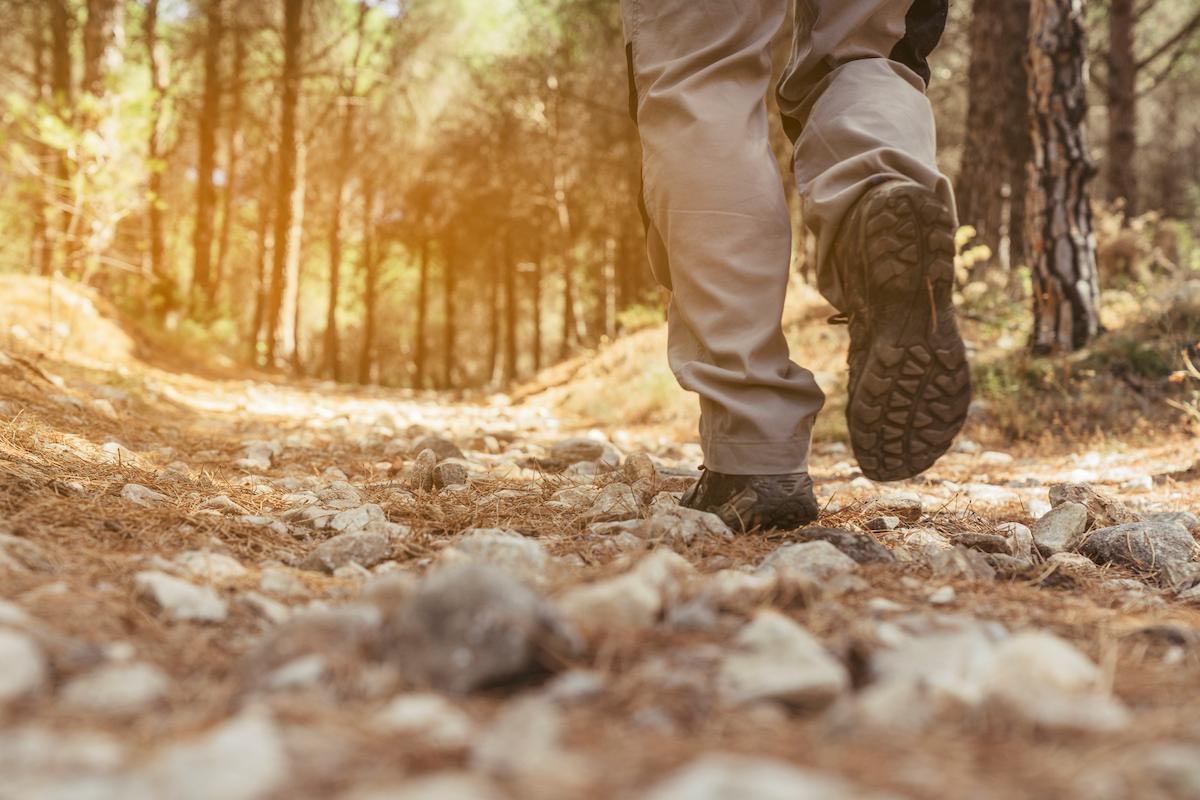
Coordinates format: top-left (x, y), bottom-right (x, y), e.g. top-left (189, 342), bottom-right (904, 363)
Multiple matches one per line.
top-left (1, 276), bottom-right (1200, 799)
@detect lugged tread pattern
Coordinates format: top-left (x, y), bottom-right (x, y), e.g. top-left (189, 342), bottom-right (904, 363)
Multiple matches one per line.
top-left (837, 182), bottom-right (972, 482)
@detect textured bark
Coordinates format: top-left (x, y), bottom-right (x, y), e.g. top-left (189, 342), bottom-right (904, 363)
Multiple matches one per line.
top-left (143, 0), bottom-right (170, 311)
top-left (192, 0), bottom-right (223, 308)
top-left (955, 0), bottom-right (1031, 265)
top-left (1106, 0), bottom-right (1138, 216)
top-left (265, 0), bottom-right (302, 367)
top-left (1026, 0), bottom-right (1100, 354)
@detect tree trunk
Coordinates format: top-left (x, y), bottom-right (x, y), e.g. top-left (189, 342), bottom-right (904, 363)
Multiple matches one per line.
top-left (357, 173), bottom-right (377, 385)
top-left (49, 0), bottom-right (73, 276)
top-left (442, 235), bottom-right (457, 390)
top-left (531, 241), bottom-right (543, 374)
top-left (192, 0), bottom-right (223, 309)
top-left (143, 0), bottom-right (171, 314)
top-left (82, 0), bottom-right (122, 97)
top-left (956, 0), bottom-right (1031, 265)
top-left (560, 261), bottom-right (575, 361)
top-left (30, 2), bottom-right (52, 278)
top-left (487, 252), bottom-right (499, 385)
top-left (322, 1), bottom-right (368, 382)
top-left (249, 160), bottom-right (274, 364)
top-left (1106, 0), bottom-right (1138, 217)
top-left (265, 0), bottom-right (302, 367)
top-left (284, 142), bottom-right (307, 374)
top-left (502, 231), bottom-right (518, 385)
top-left (1026, 0), bottom-right (1101, 354)
top-left (414, 238), bottom-right (429, 388)
top-left (213, 21), bottom-right (245, 306)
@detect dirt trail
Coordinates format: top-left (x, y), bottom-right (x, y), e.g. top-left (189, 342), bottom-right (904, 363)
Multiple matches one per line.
top-left (1, 335), bottom-right (1200, 800)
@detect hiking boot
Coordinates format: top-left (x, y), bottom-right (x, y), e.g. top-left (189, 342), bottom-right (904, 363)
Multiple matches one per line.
top-left (832, 180), bottom-right (971, 482)
top-left (681, 469), bottom-right (819, 532)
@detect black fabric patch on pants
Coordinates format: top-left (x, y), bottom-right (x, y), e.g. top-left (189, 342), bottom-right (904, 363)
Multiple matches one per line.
top-left (890, 0), bottom-right (949, 87)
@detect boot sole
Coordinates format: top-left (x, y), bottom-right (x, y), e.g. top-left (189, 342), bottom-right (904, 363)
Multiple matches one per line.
top-left (845, 183), bottom-right (971, 482)
top-left (682, 475), bottom-right (819, 532)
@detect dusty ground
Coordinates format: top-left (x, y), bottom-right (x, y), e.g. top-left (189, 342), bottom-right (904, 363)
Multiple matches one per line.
top-left (2, 282), bottom-right (1200, 799)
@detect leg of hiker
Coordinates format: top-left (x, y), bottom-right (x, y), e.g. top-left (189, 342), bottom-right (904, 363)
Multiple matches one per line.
top-left (778, 0), bottom-right (971, 482)
top-left (621, 0), bottom-right (822, 530)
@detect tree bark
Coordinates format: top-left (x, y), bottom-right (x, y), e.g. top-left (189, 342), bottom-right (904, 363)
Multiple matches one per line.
top-left (82, 0), bottom-right (122, 98)
top-left (414, 238), bottom-right (429, 388)
top-left (213, 21), bottom-right (245, 306)
top-left (1106, 0), bottom-right (1138, 216)
top-left (1026, 0), bottom-right (1101, 354)
top-left (249, 159), bottom-right (274, 364)
top-left (49, 0), bottom-right (73, 276)
top-left (143, 0), bottom-right (171, 314)
top-left (531, 240), bottom-right (543, 374)
top-left (502, 231), bottom-right (518, 385)
top-left (956, 0), bottom-right (1031, 265)
top-left (357, 172), bottom-right (377, 385)
top-left (265, 0), bottom-right (302, 367)
top-left (30, 2), bottom-right (52, 278)
top-left (192, 0), bottom-right (223, 309)
top-left (442, 234), bottom-right (457, 390)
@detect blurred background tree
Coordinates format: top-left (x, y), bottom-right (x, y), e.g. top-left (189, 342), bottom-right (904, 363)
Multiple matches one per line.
top-left (0, 0), bottom-right (1197, 382)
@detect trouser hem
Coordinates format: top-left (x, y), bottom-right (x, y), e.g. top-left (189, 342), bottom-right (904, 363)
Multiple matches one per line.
top-left (702, 437), bottom-right (811, 476)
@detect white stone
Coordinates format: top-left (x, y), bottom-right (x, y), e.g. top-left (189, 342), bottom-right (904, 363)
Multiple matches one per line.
top-left (1031, 501), bottom-right (1088, 555)
top-left (979, 451), bottom-right (1014, 466)
top-left (143, 711), bottom-right (288, 800)
top-left (440, 529), bottom-right (551, 584)
top-left (558, 549), bottom-right (695, 633)
top-left (121, 483), bottom-right (169, 508)
top-left (196, 495), bottom-right (248, 515)
top-left (134, 571), bottom-right (228, 623)
top-left (717, 610), bottom-right (848, 708)
top-left (345, 774), bottom-right (503, 800)
top-left (175, 551), bottom-right (247, 583)
top-left (0, 628), bottom-right (47, 702)
top-left (757, 540), bottom-right (857, 581)
top-left (582, 483), bottom-right (640, 521)
top-left (329, 503), bottom-right (387, 533)
top-left (996, 522), bottom-right (1034, 559)
top-left (375, 693), bottom-right (475, 748)
top-left (61, 662), bottom-right (170, 716)
top-left (258, 567), bottom-right (309, 599)
top-left (643, 754), bottom-right (888, 800)
top-left (928, 586), bottom-right (956, 605)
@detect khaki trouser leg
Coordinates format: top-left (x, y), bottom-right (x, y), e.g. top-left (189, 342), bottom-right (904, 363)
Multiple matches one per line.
top-left (778, 0), bottom-right (955, 312)
top-left (622, 0), bottom-right (824, 475)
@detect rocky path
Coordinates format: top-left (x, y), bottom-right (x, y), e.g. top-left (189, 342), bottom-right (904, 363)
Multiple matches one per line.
top-left (1, 351), bottom-right (1200, 800)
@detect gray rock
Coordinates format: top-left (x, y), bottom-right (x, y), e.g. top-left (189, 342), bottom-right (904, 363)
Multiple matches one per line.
top-left (142, 711), bottom-right (288, 800)
top-left (374, 693), bottom-right (475, 748)
top-left (865, 516), bottom-right (900, 531)
top-left (1046, 552), bottom-right (1099, 577)
top-left (196, 495), bottom-right (248, 515)
top-left (996, 522), bottom-right (1034, 559)
top-left (300, 529), bottom-right (391, 574)
top-left (798, 527), bottom-right (894, 564)
top-left (955, 532), bottom-right (1009, 554)
top-left (258, 567), bottom-right (310, 599)
top-left (928, 546), bottom-right (996, 581)
top-left (379, 564), bottom-right (579, 693)
top-left (329, 503), bottom-right (387, 533)
top-left (758, 540), bottom-right (858, 581)
top-left (1144, 511), bottom-right (1200, 534)
top-left (865, 493), bottom-right (922, 524)
top-left (1031, 501), bottom-right (1088, 556)
top-left (175, 551), bottom-right (247, 583)
top-left (406, 449), bottom-right (438, 492)
top-left (345, 773), bottom-right (503, 800)
top-left (0, 628), bottom-right (47, 702)
top-left (433, 461), bottom-right (469, 489)
top-left (121, 483), bottom-right (169, 508)
top-left (134, 571), bottom-right (228, 622)
top-left (1080, 521), bottom-right (1196, 571)
top-left (984, 553), bottom-right (1034, 576)
top-left (643, 754), bottom-right (893, 800)
top-left (411, 435), bottom-right (465, 461)
top-left (1139, 743), bottom-right (1200, 798)
top-left (717, 610), bottom-right (849, 708)
top-left (582, 483), bottom-right (640, 522)
top-left (236, 440), bottom-right (280, 471)
top-left (1049, 483), bottom-right (1139, 528)
top-left (547, 485), bottom-right (600, 511)
top-left (1163, 561), bottom-right (1200, 593)
top-left (624, 452), bottom-right (658, 484)
top-left (440, 529), bottom-right (551, 585)
top-left (545, 437), bottom-right (621, 470)
top-left (61, 662), bottom-right (170, 717)
top-left (635, 505), bottom-right (733, 546)
top-left (558, 549), bottom-right (696, 634)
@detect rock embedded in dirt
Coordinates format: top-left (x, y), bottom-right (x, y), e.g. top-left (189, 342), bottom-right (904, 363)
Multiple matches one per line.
top-left (758, 540), bottom-right (859, 581)
top-left (718, 610), bottom-right (849, 709)
top-left (120, 483), bottom-right (170, 508)
top-left (928, 545), bottom-right (996, 582)
top-left (1049, 483), bottom-right (1139, 528)
top-left (0, 628), bottom-right (47, 702)
top-left (174, 550), bottom-right (247, 583)
top-left (235, 440), bottom-right (281, 472)
top-left (300, 528), bottom-right (391, 574)
top-left (545, 437), bottom-right (622, 471)
top-left (624, 452), bottom-right (657, 485)
top-left (405, 449), bottom-right (438, 492)
top-left (134, 571), bottom-right (228, 622)
top-left (955, 532), bottom-right (1010, 554)
top-left (329, 503), bottom-right (387, 533)
top-left (558, 549), bottom-right (695, 634)
top-left (471, 695), bottom-right (593, 796)
top-left (61, 662), bottom-right (170, 717)
top-left (346, 773), bottom-right (505, 800)
top-left (581, 482), bottom-right (640, 522)
top-left (865, 516), bottom-right (900, 531)
top-left (259, 566), bottom-right (310, 599)
top-left (996, 522), bottom-right (1034, 559)
top-left (1079, 520), bottom-right (1196, 571)
top-left (1031, 501), bottom-right (1088, 556)
top-left (1144, 510), bottom-right (1200, 534)
top-left (433, 461), bottom-right (469, 489)
top-left (1046, 552), bottom-right (1099, 577)
top-left (379, 564), bottom-right (580, 693)
top-left (643, 753), bottom-right (888, 800)
top-left (797, 527), bottom-right (895, 564)
top-left (411, 435), bottom-right (465, 461)
top-left (630, 504), bottom-right (734, 546)
top-left (979, 451), bottom-right (1014, 466)
top-left (440, 529), bottom-right (551, 585)
top-left (196, 495), bottom-right (248, 515)
top-left (547, 485), bottom-right (600, 511)
top-left (374, 692), bottom-right (475, 748)
top-left (865, 493), bottom-right (922, 524)
top-left (141, 711), bottom-right (288, 800)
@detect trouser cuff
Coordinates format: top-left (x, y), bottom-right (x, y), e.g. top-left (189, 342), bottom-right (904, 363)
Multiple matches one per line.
top-left (701, 436), bottom-right (811, 476)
